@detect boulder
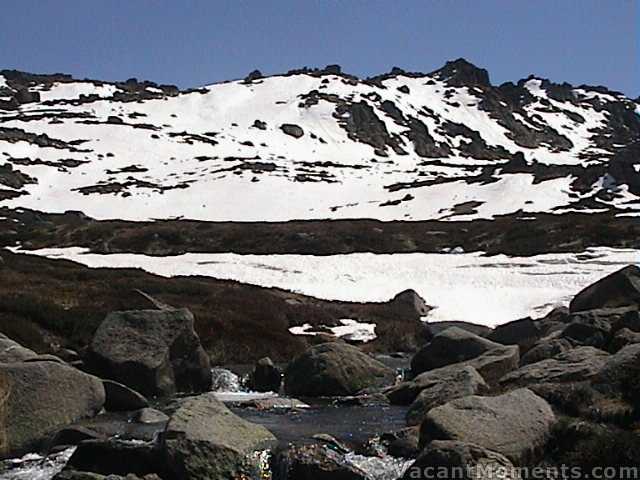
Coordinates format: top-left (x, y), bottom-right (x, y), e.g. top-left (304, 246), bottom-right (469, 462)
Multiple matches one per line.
top-left (487, 317), bottom-right (542, 351)
top-left (570, 265), bottom-right (640, 312)
top-left (560, 310), bottom-right (614, 348)
top-left (428, 321), bottom-right (491, 337)
top-left (402, 440), bottom-right (515, 480)
top-left (280, 123), bottom-right (304, 138)
top-left (0, 333), bottom-right (38, 362)
top-left (63, 439), bottom-right (164, 477)
top-left (88, 308), bottom-right (211, 397)
top-left (55, 472), bottom-right (161, 480)
top-left (500, 346), bottom-right (609, 388)
top-left (0, 361), bottom-right (105, 459)
top-left (420, 389), bottom-right (555, 465)
top-left (250, 357), bottom-right (282, 393)
top-left (389, 289), bottom-right (431, 320)
top-left (462, 345), bottom-right (519, 385)
top-left (379, 426), bottom-right (420, 458)
top-left (284, 343), bottom-right (395, 397)
top-left (610, 328), bottom-right (640, 351)
top-left (103, 380), bottom-right (149, 412)
top-left (520, 333), bottom-right (574, 366)
top-left (273, 443), bottom-right (368, 480)
top-left (411, 327), bottom-right (503, 375)
top-left (593, 343), bottom-right (640, 395)
top-left (162, 393), bottom-right (276, 479)
top-left (405, 366), bottom-right (489, 426)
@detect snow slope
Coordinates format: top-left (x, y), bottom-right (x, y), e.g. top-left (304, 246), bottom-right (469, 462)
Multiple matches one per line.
top-left (14, 246), bottom-right (639, 326)
top-left (0, 61), bottom-right (638, 221)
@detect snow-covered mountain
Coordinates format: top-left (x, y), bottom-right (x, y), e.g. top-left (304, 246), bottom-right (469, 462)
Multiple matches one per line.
top-left (1, 59), bottom-right (638, 222)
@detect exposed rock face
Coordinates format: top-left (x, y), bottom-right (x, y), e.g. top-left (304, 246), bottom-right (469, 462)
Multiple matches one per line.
top-left (404, 366), bottom-right (489, 426)
top-left (161, 393), bottom-right (276, 480)
top-left (500, 346), bottom-right (609, 388)
top-left (284, 343), bottom-right (395, 397)
top-left (0, 361), bottom-right (105, 459)
top-left (411, 327), bottom-right (503, 375)
top-left (570, 265), bottom-right (640, 312)
top-left (250, 357), bottom-right (282, 393)
top-left (280, 123), bottom-right (304, 138)
top-left (403, 440), bottom-right (515, 480)
top-left (88, 308), bottom-right (212, 397)
top-left (420, 389), bottom-right (556, 465)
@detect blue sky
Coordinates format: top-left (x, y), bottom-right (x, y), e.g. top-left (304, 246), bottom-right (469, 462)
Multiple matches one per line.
top-left (0, 1), bottom-right (637, 96)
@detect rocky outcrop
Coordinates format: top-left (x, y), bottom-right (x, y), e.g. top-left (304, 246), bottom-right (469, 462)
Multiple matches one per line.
top-left (411, 327), bottom-right (503, 375)
top-left (570, 265), bottom-right (640, 312)
top-left (161, 393), bottom-right (276, 479)
top-left (284, 343), bottom-right (395, 397)
top-left (0, 361), bottom-right (105, 459)
top-left (500, 346), bottom-right (610, 388)
top-left (403, 440), bottom-right (515, 480)
top-left (420, 389), bottom-right (555, 465)
top-left (88, 308), bottom-right (212, 397)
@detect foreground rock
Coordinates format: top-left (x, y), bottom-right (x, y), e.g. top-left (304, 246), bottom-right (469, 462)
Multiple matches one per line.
top-left (284, 343), bottom-right (395, 397)
top-left (403, 440), bottom-right (514, 480)
top-left (420, 389), bottom-right (555, 465)
top-left (162, 393), bottom-right (276, 479)
top-left (88, 308), bottom-right (212, 397)
top-left (0, 361), bottom-right (105, 458)
top-left (570, 265), bottom-right (640, 312)
top-left (411, 327), bottom-right (503, 375)
top-left (593, 342), bottom-right (640, 396)
top-left (500, 346), bottom-right (609, 388)
top-left (273, 443), bottom-right (368, 480)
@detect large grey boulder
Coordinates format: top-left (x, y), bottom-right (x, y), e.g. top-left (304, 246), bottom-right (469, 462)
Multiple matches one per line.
top-left (462, 345), bottom-right (520, 385)
top-left (405, 366), bottom-right (489, 426)
top-left (88, 308), bottom-right (211, 397)
top-left (570, 265), bottom-right (640, 312)
top-left (0, 361), bottom-right (105, 459)
top-left (487, 317), bottom-right (542, 352)
top-left (411, 327), bottom-right (503, 376)
top-left (402, 440), bottom-right (515, 480)
top-left (273, 443), bottom-right (368, 480)
top-left (420, 389), bottom-right (555, 465)
top-left (284, 343), bottom-right (395, 397)
top-left (500, 346), bottom-right (609, 388)
top-left (162, 393), bottom-right (276, 479)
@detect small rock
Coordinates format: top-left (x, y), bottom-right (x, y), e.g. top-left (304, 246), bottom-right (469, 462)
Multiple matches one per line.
top-left (280, 123), bottom-right (304, 138)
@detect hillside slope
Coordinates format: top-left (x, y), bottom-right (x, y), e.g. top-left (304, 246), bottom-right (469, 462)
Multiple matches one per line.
top-left (1, 59), bottom-right (638, 222)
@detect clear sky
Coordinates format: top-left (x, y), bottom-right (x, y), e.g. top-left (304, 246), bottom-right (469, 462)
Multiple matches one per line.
top-left (0, 1), bottom-right (638, 97)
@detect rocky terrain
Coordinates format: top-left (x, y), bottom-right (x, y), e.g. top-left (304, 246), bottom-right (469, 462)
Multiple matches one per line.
top-left (0, 59), bottom-right (639, 478)
top-left (0, 263), bottom-right (639, 479)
